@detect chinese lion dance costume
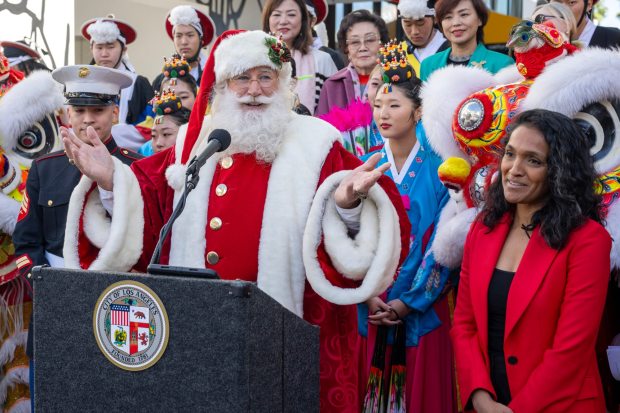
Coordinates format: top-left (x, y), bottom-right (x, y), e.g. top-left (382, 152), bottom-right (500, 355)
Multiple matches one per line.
top-left (0, 48), bottom-right (63, 412)
top-left (420, 20), bottom-right (578, 269)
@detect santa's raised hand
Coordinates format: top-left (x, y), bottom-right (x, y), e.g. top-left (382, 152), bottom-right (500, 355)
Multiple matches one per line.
top-left (334, 152), bottom-right (390, 209)
top-left (62, 126), bottom-right (115, 191)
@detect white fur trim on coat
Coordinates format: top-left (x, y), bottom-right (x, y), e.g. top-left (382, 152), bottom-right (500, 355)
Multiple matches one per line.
top-left (167, 114), bottom-right (340, 317)
top-left (0, 71), bottom-right (63, 152)
top-left (321, 191), bottom-right (379, 280)
top-left (398, 0), bottom-right (435, 19)
top-left (421, 66), bottom-right (496, 161)
top-left (214, 31), bottom-right (292, 83)
top-left (63, 158), bottom-right (144, 271)
top-left (432, 199), bottom-right (477, 269)
top-left (303, 170), bottom-right (401, 305)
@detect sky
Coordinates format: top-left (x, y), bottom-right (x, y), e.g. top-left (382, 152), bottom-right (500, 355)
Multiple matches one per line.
top-left (600, 0), bottom-right (620, 27)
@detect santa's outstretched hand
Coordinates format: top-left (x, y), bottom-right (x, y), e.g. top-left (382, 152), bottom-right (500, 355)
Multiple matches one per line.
top-left (62, 126), bottom-right (115, 191)
top-left (334, 153), bottom-right (390, 209)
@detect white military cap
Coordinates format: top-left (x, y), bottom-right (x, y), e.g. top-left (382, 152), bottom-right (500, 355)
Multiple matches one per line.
top-left (51, 65), bottom-right (133, 106)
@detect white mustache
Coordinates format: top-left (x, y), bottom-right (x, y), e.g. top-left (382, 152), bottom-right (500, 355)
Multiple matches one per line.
top-left (235, 94), bottom-right (276, 105)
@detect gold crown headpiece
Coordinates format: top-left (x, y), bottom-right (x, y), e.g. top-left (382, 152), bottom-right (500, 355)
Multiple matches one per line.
top-left (161, 53), bottom-right (191, 86)
top-left (152, 88), bottom-right (183, 124)
top-left (377, 39), bottom-right (413, 93)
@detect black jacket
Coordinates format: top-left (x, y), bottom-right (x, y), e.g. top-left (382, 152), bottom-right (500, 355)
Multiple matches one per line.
top-left (589, 25), bottom-right (620, 50)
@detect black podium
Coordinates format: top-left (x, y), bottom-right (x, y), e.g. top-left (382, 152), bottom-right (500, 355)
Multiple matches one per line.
top-left (32, 267), bottom-right (319, 412)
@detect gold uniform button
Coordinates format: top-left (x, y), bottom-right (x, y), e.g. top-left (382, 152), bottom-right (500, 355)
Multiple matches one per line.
top-left (47, 200), bottom-right (53, 206)
top-left (215, 184), bottom-right (227, 197)
top-left (206, 251), bottom-right (219, 265)
top-left (122, 149), bottom-right (129, 155)
top-left (220, 156), bottom-right (233, 169)
top-left (209, 217), bottom-right (223, 230)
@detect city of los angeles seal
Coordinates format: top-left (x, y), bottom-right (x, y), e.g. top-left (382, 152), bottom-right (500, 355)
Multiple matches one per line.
top-left (93, 281), bottom-right (169, 371)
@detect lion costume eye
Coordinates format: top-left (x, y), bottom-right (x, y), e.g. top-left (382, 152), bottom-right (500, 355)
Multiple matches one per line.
top-left (14, 114), bottom-right (60, 161)
top-left (573, 99), bottom-right (620, 172)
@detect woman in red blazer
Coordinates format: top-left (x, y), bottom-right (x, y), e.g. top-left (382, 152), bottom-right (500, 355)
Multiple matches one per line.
top-left (452, 109), bottom-right (611, 413)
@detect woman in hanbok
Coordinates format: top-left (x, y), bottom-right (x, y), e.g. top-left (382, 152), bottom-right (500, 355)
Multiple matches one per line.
top-left (361, 45), bottom-right (455, 413)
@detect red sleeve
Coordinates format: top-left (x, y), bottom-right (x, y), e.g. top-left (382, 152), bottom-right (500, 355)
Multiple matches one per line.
top-left (508, 222), bottom-right (611, 411)
top-left (314, 141), bottom-right (411, 288)
top-left (451, 218), bottom-right (497, 409)
top-left (129, 147), bottom-right (178, 271)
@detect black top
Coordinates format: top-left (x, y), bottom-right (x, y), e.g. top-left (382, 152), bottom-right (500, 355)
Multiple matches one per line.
top-left (447, 57), bottom-right (470, 67)
top-left (488, 268), bottom-right (515, 405)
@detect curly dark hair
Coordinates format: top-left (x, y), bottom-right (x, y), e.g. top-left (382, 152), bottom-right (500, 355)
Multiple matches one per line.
top-left (262, 0), bottom-right (314, 55)
top-left (435, 0), bottom-right (488, 44)
top-left (336, 9), bottom-right (389, 55)
top-left (481, 109), bottom-right (602, 250)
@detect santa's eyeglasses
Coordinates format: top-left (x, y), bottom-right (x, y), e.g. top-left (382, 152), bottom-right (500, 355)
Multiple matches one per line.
top-left (228, 73), bottom-right (278, 90)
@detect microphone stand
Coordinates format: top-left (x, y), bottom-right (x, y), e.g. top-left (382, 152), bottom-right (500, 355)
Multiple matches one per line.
top-left (147, 155), bottom-right (203, 271)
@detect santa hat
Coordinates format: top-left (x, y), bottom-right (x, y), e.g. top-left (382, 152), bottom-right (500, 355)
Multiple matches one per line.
top-left (165, 5), bottom-right (215, 47)
top-left (181, 30), bottom-right (292, 163)
top-left (398, 0), bottom-right (436, 20)
top-left (81, 16), bottom-right (137, 45)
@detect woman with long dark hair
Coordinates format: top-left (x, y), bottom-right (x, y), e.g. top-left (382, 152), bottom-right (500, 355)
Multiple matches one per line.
top-left (452, 109), bottom-right (610, 412)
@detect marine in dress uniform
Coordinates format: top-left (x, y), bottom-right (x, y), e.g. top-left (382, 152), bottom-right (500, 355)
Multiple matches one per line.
top-left (14, 64), bottom-right (142, 272)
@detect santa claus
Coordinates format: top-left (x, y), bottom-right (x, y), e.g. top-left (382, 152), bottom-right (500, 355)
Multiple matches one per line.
top-left (61, 30), bottom-right (409, 412)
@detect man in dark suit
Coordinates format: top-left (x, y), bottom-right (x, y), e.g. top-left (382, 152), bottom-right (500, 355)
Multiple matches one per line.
top-left (550, 0), bottom-right (620, 49)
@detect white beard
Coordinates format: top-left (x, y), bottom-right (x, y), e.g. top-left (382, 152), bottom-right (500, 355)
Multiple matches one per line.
top-left (209, 86), bottom-right (293, 163)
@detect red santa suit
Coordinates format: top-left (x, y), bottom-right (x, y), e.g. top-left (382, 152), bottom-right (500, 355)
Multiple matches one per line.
top-left (63, 28), bottom-right (409, 413)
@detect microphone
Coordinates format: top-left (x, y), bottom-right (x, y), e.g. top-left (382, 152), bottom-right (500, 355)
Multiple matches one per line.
top-left (186, 129), bottom-right (232, 177)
